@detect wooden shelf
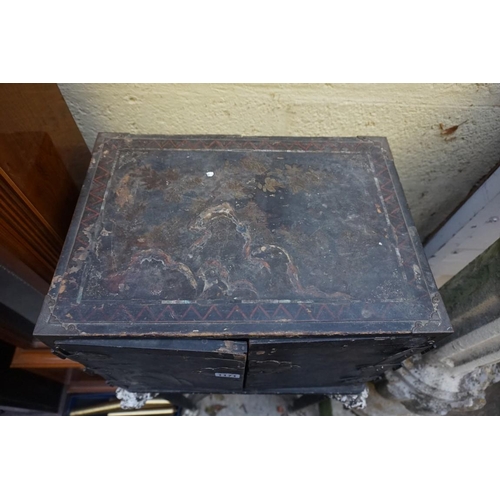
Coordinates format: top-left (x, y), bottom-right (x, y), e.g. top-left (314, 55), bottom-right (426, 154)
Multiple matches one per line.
top-left (10, 346), bottom-right (115, 393)
top-left (11, 347), bottom-right (83, 369)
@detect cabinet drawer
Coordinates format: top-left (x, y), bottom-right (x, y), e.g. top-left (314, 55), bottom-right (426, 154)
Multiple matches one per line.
top-left (54, 338), bottom-right (247, 392)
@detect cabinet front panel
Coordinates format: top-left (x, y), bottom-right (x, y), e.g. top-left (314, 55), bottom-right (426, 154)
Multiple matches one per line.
top-left (245, 337), bottom-right (428, 391)
top-left (54, 338), bottom-right (247, 392)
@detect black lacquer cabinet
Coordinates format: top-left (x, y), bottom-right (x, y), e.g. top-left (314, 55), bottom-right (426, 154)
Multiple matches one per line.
top-left (35, 135), bottom-right (452, 394)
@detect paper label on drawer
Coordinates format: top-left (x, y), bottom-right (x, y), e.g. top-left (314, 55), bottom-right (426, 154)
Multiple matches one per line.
top-left (215, 373), bottom-right (241, 379)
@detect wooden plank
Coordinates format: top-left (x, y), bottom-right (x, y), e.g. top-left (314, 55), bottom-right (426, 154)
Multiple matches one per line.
top-left (10, 347), bottom-right (83, 369)
top-left (107, 408), bottom-right (175, 416)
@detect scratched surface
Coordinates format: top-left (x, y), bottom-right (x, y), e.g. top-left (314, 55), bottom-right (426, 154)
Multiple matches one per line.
top-left (55, 338), bottom-right (247, 392)
top-left (88, 149), bottom-right (405, 302)
top-left (37, 135), bottom-right (452, 337)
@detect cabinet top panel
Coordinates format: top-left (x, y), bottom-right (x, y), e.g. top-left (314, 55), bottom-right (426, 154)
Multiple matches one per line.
top-left (35, 135), bottom-right (452, 338)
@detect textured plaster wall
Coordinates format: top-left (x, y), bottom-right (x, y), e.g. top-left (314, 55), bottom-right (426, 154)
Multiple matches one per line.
top-left (59, 83), bottom-right (500, 240)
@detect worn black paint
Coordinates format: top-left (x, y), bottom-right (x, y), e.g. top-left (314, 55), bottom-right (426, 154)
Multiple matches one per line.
top-left (247, 336), bottom-right (430, 391)
top-left (35, 135), bottom-right (453, 393)
top-left (55, 338), bottom-right (247, 392)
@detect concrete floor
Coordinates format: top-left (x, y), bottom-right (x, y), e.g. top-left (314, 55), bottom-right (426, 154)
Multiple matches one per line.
top-left (187, 380), bottom-right (500, 416)
top-left (448, 381), bottom-right (500, 416)
top-left (355, 382), bottom-right (500, 416)
top-left (186, 394), bottom-right (354, 416)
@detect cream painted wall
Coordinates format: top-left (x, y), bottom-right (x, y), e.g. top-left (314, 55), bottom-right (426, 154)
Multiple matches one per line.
top-left (59, 83), bottom-right (500, 240)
